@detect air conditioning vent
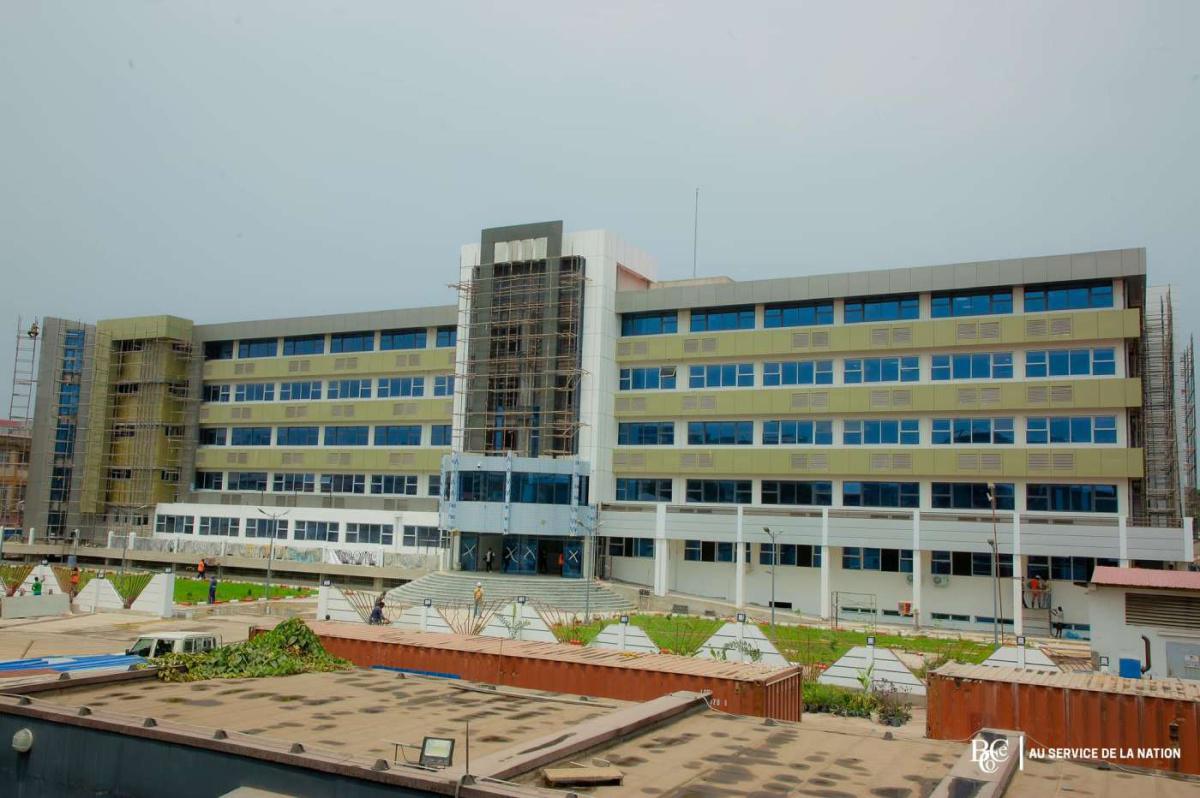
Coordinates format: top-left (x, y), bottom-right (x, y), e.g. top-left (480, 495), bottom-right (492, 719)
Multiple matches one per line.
top-left (288, 360), bottom-right (311, 373)
top-left (282, 452), bottom-right (304, 465)
top-left (870, 390), bottom-right (890, 408)
top-left (1050, 317), bottom-right (1073, 337)
top-left (389, 453), bottom-right (415, 465)
top-left (980, 387), bottom-right (1001, 405)
top-left (614, 452), bottom-right (646, 467)
top-left (932, 575), bottom-right (949, 587)
top-left (811, 331), bottom-right (830, 348)
top-left (791, 393), bottom-right (810, 409)
top-left (334, 357), bottom-right (359, 370)
top-left (1028, 452), bottom-right (1051, 471)
top-left (811, 392), bottom-right (829, 409)
top-left (957, 454), bottom-right (979, 471)
top-left (392, 403), bottom-right (416, 416)
top-left (1050, 385), bottom-right (1074, 403)
top-left (617, 342), bottom-right (632, 356)
top-left (680, 453), bottom-right (714, 469)
top-left (633, 342), bottom-right (649, 355)
top-left (285, 406), bottom-right (308, 418)
top-left (870, 453), bottom-right (890, 471)
top-left (1025, 318), bottom-right (1048, 337)
top-left (958, 388), bottom-right (978, 405)
top-left (956, 323), bottom-right (977, 341)
top-left (326, 453), bottom-right (351, 466)
top-left (234, 363), bottom-right (256, 375)
top-left (979, 322), bottom-right (1001, 340)
top-left (331, 405), bottom-right (355, 418)
top-left (892, 389), bottom-right (912, 407)
top-left (891, 327), bottom-right (913, 344)
top-left (892, 453), bottom-right (912, 470)
top-left (1052, 452), bottom-right (1075, 471)
top-left (683, 338), bottom-right (701, 354)
top-left (1027, 386), bottom-right (1048, 403)
top-left (979, 454), bottom-right (1002, 471)
top-left (1125, 592), bottom-right (1200, 630)
top-left (791, 332), bottom-right (810, 349)
top-left (871, 328), bottom-right (890, 346)
top-left (408, 354), bottom-right (422, 366)
top-left (198, 408), bottom-right (210, 421)
top-left (791, 453), bottom-right (829, 471)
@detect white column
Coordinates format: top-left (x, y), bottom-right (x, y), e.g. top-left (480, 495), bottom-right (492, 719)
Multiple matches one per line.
top-left (106, 530), bottom-right (114, 549)
top-left (653, 503), bottom-right (668, 597)
top-left (819, 508), bottom-right (831, 619)
top-left (734, 505), bottom-right (745, 609)
top-left (1186, 518), bottom-right (1196, 562)
top-left (911, 510), bottom-right (922, 628)
top-left (1118, 515), bottom-right (1129, 567)
top-left (27, 527), bottom-right (36, 545)
top-left (1013, 513), bottom-right (1024, 637)
top-left (317, 581), bottom-right (329, 621)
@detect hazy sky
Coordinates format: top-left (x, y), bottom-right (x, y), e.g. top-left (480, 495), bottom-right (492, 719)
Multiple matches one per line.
top-left (2, 1), bottom-right (1197, 412)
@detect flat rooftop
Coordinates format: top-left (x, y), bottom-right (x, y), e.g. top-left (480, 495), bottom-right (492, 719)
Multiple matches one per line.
top-left (33, 669), bottom-right (621, 763)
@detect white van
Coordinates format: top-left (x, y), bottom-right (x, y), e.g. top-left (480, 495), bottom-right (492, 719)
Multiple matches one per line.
top-left (126, 631), bottom-right (221, 658)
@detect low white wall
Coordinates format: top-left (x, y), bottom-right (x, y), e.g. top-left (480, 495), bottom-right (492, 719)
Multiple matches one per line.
top-left (317, 584), bottom-right (363, 623)
top-left (17, 564), bottom-right (59, 595)
top-left (130, 573), bottom-right (175, 618)
top-left (610, 556), bottom-right (653, 586)
top-left (1, 593), bottom-right (70, 619)
top-left (74, 578), bottom-right (125, 613)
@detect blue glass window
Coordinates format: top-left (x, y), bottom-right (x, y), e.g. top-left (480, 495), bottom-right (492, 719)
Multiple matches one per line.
top-left (842, 481), bottom-right (920, 508)
top-left (327, 379), bottom-right (371, 399)
top-left (932, 417), bottom-right (1014, 445)
top-left (763, 360), bottom-right (833, 386)
top-left (687, 421), bottom-right (753, 445)
top-left (843, 419), bottom-right (920, 445)
top-left (230, 427), bottom-right (271, 446)
top-left (616, 478), bottom-right (672, 501)
top-left (608, 537), bottom-right (656, 558)
top-left (844, 357), bottom-right (919, 383)
top-left (228, 471), bottom-right (268, 491)
top-left (238, 338), bottom-right (277, 359)
top-left (761, 480), bottom-right (832, 506)
top-left (686, 479), bottom-right (752, 503)
top-left (58, 383), bottom-right (80, 416)
top-left (1026, 348), bottom-right (1116, 378)
top-left (760, 543), bottom-right (821, 567)
top-left (931, 352), bottom-right (1013, 380)
top-left (324, 426), bottom-right (369, 446)
top-left (932, 482), bottom-right (1014, 510)
top-left (372, 475), bottom-right (418, 495)
top-left (62, 330), bottom-right (85, 373)
top-left (194, 471), bottom-right (224, 490)
top-left (204, 341), bottom-right (234, 361)
top-left (276, 426), bottom-right (319, 446)
top-left (1024, 280), bottom-right (1114, 312)
top-left (433, 375), bottom-right (455, 396)
top-left (458, 471), bottom-right (507, 502)
top-left (842, 547), bottom-right (912, 572)
top-left (279, 381), bottom-right (321, 401)
top-left (330, 331), bottom-right (375, 353)
top-left (234, 383), bottom-right (275, 402)
top-left (198, 427), bottom-right (226, 446)
top-left (321, 474), bottom-right (365, 494)
top-left (844, 295), bottom-right (919, 324)
top-left (273, 473), bottom-right (315, 493)
top-left (622, 311), bottom-right (678, 336)
top-left (283, 335), bottom-right (324, 356)
top-left (425, 424), bottom-right (450, 446)
top-left (619, 366), bottom-right (677, 390)
top-left (373, 425), bottom-right (421, 446)
top-left (931, 289), bottom-right (1013, 318)
top-left (54, 422), bottom-right (76, 456)
top-left (688, 363), bottom-right (754, 388)
top-left (377, 377), bottom-right (424, 398)
top-left (1027, 483), bottom-right (1118, 513)
top-left (511, 473), bottom-right (574, 505)
top-left (690, 306), bottom-right (755, 332)
top-left (436, 327), bottom-right (457, 347)
top-left (762, 420), bottom-right (833, 445)
top-left (202, 384), bottom-right (230, 403)
top-left (293, 521), bottom-right (338, 542)
top-left (763, 301), bottom-right (834, 328)
top-left (380, 328), bottom-right (426, 350)
top-left (618, 422), bottom-right (675, 445)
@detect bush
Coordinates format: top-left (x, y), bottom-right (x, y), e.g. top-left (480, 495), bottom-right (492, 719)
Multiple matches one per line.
top-left (150, 618), bottom-right (351, 682)
top-left (802, 682), bottom-right (875, 718)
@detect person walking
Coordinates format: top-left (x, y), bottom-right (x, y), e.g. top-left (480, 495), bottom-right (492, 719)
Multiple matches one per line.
top-left (483, 549), bottom-right (495, 573)
top-left (207, 574), bottom-right (218, 605)
top-left (369, 599), bottom-right (385, 625)
top-left (1050, 606), bottom-right (1064, 638)
top-left (473, 581), bottom-right (484, 618)
top-left (32, 576), bottom-right (43, 596)
top-left (69, 566), bottom-right (81, 598)
top-left (197, 558), bottom-right (206, 579)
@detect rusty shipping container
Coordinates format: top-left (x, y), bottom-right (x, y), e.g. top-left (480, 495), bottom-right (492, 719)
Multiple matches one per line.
top-left (928, 663), bottom-right (1200, 775)
top-left (287, 621), bottom-right (802, 721)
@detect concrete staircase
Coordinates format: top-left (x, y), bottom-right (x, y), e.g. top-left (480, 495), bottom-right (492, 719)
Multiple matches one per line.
top-left (387, 572), bottom-right (634, 614)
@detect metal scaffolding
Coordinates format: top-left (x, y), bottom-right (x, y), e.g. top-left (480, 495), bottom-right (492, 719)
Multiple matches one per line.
top-left (453, 257), bottom-right (587, 458)
top-left (1180, 335), bottom-right (1197, 516)
top-left (1140, 287), bottom-right (1180, 527)
top-left (7, 316), bottom-right (39, 425)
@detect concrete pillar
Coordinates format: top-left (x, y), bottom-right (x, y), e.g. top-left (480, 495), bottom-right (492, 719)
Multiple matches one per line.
top-left (734, 506), bottom-right (745, 609)
top-left (316, 581), bottom-right (329, 620)
top-left (1012, 514), bottom-right (1025, 636)
top-left (1118, 515), bottom-right (1130, 567)
top-left (106, 530), bottom-right (114, 549)
top-left (27, 527), bottom-right (36, 545)
top-left (1186, 517), bottom-right (1196, 562)
top-left (911, 510), bottom-right (922, 628)
top-left (653, 503), bottom-right (668, 597)
top-left (819, 508), bottom-right (831, 620)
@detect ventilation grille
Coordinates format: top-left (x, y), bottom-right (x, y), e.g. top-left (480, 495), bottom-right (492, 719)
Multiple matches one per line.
top-left (331, 404), bottom-right (356, 418)
top-left (615, 397), bottom-right (648, 412)
top-left (791, 453), bottom-right (829, 471)
top-left (1026, 318), bottom-right (1048, 337)
top-left (232, 407), bottom-right (252, 420)
top-left (979, 321), bottom-right (1000, 340)
top-left (613, 452), bottom-right (646, 468)
top-left (958, 388), bottom-right (979, 406)
top-left (334, 357), bottom-right (359, 370)
top-left (791, 332), bottom-right (810, 349)
top-left (870, 453), bottom-right (913, 472)
top-left (393, 403), bottom-right (417, 416)
top-left (791, 392), bottom-right (830, 409)
top-left (1050, 385), bottom-right (1074, 403)
top-left (326, 453), bottom-right (351, 466)
top-left (225, 453), bottom-right (248, 465)
top-left (980, 387), bottom-right (1001, 405)
top-left (1027, 386), bottom-right (1048, 404)
top-left (682, 396), bottom-right (717, 411)
top-left (389, 453), bottom-right (415, 466)
top-left (867, 388), bottom-right (917, 408)
top-left (234, 363), bottom-right (256, 375)
top-left (956, 323), bottom-right (977, 341)
top-left (683, 337), bottom-right (718, 354)
top-left (281, 452), bottom-right (305, 465)
top-left (288, 360), bottom-right (311, 373)
top-left (956, 453), bottom-right (1004, 472)
top-left (1125, 593), bottom-right (1200, 630)
top-left (617, 341), bottom-right (651, 357)
top-left (1027, 452), bottom-right (1076, 472)
top-left (198, 408), bottom-right (210, 421)
top-left (680, 453), bottom-right (714, 469)
top-left (811, 331), bottom-right (830, 348)
top-left (284, 406), bottom-right (308, 418)
top-left (1050, 317), bottom-right (1073, 336)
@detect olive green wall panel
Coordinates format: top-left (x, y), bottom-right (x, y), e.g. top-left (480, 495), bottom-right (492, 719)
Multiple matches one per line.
top-left (202, 348), bottom-right (454, 382)
top-left (198, 397), bottom-right (453, 425)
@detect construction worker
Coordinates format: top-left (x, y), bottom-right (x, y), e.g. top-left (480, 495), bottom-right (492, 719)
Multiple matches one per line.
top-left (197, 558), bottom-right (206, 579)
top-left (69, 566), bottom-right (81, 598)
top-left (32, 576), bottom-right (42, 596)
top-left (483, 549), bottom-right (495, 573)
top-left (473, 581), bottom-right (484, 617)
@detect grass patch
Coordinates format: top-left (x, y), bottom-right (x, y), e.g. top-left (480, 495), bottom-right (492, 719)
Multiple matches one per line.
top-left (765, 623), bottom-right (994, 669)
top-left (174, 578), bottom-right (315, 604)
top-left (550, 613), bottom-right (723, 655)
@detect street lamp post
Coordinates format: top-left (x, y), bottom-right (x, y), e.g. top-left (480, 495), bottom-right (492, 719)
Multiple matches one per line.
top-left (257, 507), bottom-right (290, 601)
top-left (762, 527), bottom-right (778, 637)
top-left (584, 519), bottom-right (604, 624)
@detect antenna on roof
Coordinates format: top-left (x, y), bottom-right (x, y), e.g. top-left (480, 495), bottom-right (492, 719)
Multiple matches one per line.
top-left (692, 187), bottom-right (700, 278)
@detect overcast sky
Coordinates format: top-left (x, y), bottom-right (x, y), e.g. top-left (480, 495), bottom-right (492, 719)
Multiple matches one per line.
top-left (1, 1), bottom-right (1197, 412)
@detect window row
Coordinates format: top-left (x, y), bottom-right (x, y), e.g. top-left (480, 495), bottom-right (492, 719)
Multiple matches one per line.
top-left (614, 478), bottom-right (1117, 512)
top-left (200, 424), bottom-right (452, 447)
top-left (616, 416), bottom-right (1120, 447)
top-left (202, 375), bottom-right (454, 403)
top-left (619, 281), bottom-right (1115, 337)
top-left (204, 327), bottom-right (457, 360)
top-left (192, 470), bottom-right (442, 496)
top-left (454, 472), bottom-right (590, 506)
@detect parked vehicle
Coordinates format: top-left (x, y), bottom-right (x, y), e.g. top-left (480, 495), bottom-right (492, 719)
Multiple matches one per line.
top-left (126, 632), bottom-right (221, 658)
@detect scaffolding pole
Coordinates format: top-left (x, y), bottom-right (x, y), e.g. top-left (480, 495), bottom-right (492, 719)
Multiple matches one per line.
top-left (1140, 287), bottom-right (1180, 527)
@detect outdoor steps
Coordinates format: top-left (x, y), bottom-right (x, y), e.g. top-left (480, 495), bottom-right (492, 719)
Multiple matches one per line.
top-left (386, 572), bottom-right (634, 613)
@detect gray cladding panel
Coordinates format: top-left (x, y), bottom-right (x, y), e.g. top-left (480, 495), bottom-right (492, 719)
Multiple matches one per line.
top-left (615, 248), bottom-right (1146, 313)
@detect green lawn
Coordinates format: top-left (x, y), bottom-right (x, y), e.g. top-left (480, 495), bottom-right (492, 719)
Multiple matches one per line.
top-left (551, 613), bottom-right (995, 668)
top-left (173, 578), bottom-right (316, 604)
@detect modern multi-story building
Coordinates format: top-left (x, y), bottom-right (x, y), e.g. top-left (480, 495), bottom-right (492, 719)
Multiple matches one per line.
top-left (24, 221), bottom-right (1197, 636)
